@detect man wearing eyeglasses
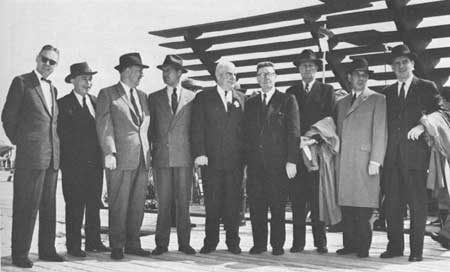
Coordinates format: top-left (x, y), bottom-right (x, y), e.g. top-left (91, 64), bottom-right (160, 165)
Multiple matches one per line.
top-left (2, 44), bottom-right (64, 268)
top-left (190, 61), bottom-right (245, 254)
top-left (244, 62), bottom-right (300, 255)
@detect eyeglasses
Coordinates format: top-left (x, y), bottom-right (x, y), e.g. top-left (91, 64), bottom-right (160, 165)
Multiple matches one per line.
top-left (40, 55), bottom-right (57, 66)
top-left (257, 72), bottom-right (276, 78)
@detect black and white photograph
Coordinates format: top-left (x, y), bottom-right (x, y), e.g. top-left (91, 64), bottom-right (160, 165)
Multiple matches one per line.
top-left (0, 0), bottom-right (449, 271)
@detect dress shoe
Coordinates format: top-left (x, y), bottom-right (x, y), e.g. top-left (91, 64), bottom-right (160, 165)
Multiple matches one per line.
top-left (228, 245), bottom-right (242, 254)
top-left (317, 247), bottom-right (328, 254)
top-left (430, 232), bottom-right (450, 249)
top-left (380, 250), bottom-right (403, 258)
top-left (125, 247), bottom-right (151, 256)
top-left (179, 245), bottom-right (196, 255)
top-left (12, 257), bottom-right (33, 268)
top-left (199, 246), bottom-right (216, 254)
top-left (39, 252), bottom-right (65, 262)
top-left (249, 246), bottom-right (267, 254)
top-left (68, 248), bottom-right (87, 257)
top-left (408, 255), bottom-right (423, 262)
top-left (85, 243), bottom-right (111, 252)
top-left (151, 246), bottom-right (168, 255)
top-left (336, 248), bottom-right (355, 255)
top-left (272, 248), bottom-right (284, 256)
top-left (110, 248), bottom-right (124, 260)
top-left (357, 252), bottom-right (369, 258)
top-left (290, 246), bottom-right (304, 253)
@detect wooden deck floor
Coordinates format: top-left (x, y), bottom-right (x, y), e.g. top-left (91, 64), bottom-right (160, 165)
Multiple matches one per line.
top-left (1, 174), bottom-right (449, 272)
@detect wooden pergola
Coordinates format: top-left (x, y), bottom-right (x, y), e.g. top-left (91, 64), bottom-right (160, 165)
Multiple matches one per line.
top-left (149, 0), bottom-right (450, 93)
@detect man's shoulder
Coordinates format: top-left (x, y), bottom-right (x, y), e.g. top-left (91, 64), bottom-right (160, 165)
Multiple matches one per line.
top-left (149, 88), bottom-right (167, 99)
top-left (314, 80), bottom-right (334, 92)
top-left (57, 92), bottom-right (73, 104)
top-left (285, 83), bottom-right (300, 94)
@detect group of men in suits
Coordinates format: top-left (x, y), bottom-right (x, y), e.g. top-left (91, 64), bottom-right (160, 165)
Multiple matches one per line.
top-left (2, 43), bottom-right (444, 268)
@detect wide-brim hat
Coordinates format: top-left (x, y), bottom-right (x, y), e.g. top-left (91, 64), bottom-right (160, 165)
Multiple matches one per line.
top-left (388, 44), bottom-right (417, 63)
top-left (114, 52), bottom-right (149, 71)
top-left (293, 49), bottom-right (322, 67)
top-left (347, 58), bottom-right (373, 75)
top-left (65, 62), bottom-right (97, 83)
top-left (157, 54), bottom-right (188, 73)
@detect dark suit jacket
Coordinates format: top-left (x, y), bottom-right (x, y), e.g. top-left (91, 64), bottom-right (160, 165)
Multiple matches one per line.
top-left (1, 71), bottom-right (59, 170)
top-left (244, 90), bottom-right (300, 171)
top-left (190, 86), bottom-right (245, 170)
top-left (286, 80), bottom-right (335, 135)
top-left (57, 91), bottom-right (102, 171)
top-left (148, 87), bottom-right (195, 168)
top-left (383, 77), bottom-right (442, 170)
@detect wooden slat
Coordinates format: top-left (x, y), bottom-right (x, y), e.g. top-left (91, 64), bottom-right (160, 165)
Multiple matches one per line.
top-left (327, 0), bottom-right (449, 29)
top-left (159, 23), bottom-right (323, 50)
top-left (148, 1), bottom-right (376, 38)
top-left (178, 25), bottom-right (449, 61)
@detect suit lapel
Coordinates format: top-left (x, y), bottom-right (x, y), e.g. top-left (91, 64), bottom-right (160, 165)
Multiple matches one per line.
top-left (30, 72), bottom-right (52, 116)
top-left (346, 88), bottom-right (370, 116)
top-left (137, 89), bottom-right (147, 118)
top-left (175, 88), bottom-right (189, 116)
top-left (115, 83), bottom-right (139, 127)
top-left (405, 77), bottom-right (418, 103)
top-left (213, 87), bottom-right (227, 114)
top-left (265, 90), bottom-right (282, 123)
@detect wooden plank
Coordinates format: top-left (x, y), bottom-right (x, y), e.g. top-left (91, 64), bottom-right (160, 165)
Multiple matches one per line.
top-left (159, 22), bottom-right (323, 50)
top-left (148, 1), bottom-right (377, 38)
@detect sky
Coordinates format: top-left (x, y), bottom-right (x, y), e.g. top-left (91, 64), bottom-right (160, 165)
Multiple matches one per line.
top-left (0, 0), bottom-right (448, 145)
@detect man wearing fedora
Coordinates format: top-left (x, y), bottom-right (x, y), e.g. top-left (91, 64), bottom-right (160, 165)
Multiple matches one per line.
top-left (380, 44), bottom-right (442, 262)
top-left (57, 62), bottom-right (109, 257)
top-left (96, 52), bottom-right (151, 260)
top-left (148, 55), bottom-right (196, 255)
top-left (335, 58), bottom-right (387, 258)
top-left (2, 44), bottom-right (64, 268)
top-left (286, 49), bottom-right (335, 253)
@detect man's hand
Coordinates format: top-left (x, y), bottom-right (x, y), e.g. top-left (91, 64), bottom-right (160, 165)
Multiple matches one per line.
top-left (194, 155), bottom-right (208, 167)
top-left (300, 136), bottom-right (317, 149)
top-left (368, 161), bottom-right (380, 176)
top-left (407, 124), bottom-right (425, 141)
top-left (286, 162), bottom-right (297, 179)
top-left (105, 154), bottom-right (116, 170)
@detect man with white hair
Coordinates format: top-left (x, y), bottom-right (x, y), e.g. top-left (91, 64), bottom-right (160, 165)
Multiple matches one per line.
top-left (190, 61), bottom-right (246, 254)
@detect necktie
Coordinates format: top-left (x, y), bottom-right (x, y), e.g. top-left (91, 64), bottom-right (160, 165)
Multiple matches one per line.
top-left (41, 77), bottom-right (51, 84)
top-left (225, 91), bottom-right (232, 112)
top-left (261, 93), bottom-right (269, 118)
top-left (171, 88), bottom-right (178, 114)
top-left (305, 83), bottom-right (309, 93)
top-left (399, 83), bottom-right (406, 110)
top-left (129, 88), bottom-right (141, 125)
top-left (351, 93), bottom-right (357, 106)
top-left (82, 96), bottom-right (91, 117)
top-left (40, 77), bottom-right (53, 113)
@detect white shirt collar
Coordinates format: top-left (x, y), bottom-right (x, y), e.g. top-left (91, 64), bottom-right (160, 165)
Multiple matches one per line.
top-left (261, 88), bottom-right (276, 104)
top-left (302, 80), bottom-right (315, 92)
top-left (73, 90), bottom-right (95, 117)
top-left (352, 89), bottom-right (364, 98)
top-left (397, 75), bottom-right (414, 96)
top-left (216, 85), bottom-right (233, 111)
top-left (119, 81), bottom-right (142, 116)
top-left (167, 84), bottom-right (182, 105)
top-left (34, 70), bottom-right (50, 84)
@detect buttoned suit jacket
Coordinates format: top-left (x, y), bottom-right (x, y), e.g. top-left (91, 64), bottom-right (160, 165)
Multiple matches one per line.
top-left (96, 82), bottom-right (150, 170)
top-left (57, 92), bottom-right (102, 170)
top-left (383, 77), bottom-right (441, 170)
top-left (244, 90), bottom-right (300, 172)
top-left (148, 87), bottom-right (195, 168)
top-left (190, 86), bottom-right (245, 170)
top-left (1, 71), bottom-right (59, 170)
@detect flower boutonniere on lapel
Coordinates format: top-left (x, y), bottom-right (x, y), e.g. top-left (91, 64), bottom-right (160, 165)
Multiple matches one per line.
top-left (233, 99), bottom-right (241, 109)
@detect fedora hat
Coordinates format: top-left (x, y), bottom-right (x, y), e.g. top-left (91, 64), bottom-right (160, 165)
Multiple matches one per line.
top-left (293, 49), bottom-right (322, 67)
top-left (347, 58), bottom-right (373, 75)
top-left (157, 54), bottom-right (188, 73)
top-left (114, 52), bottom-right (149, 71)
top-left (65, 62), bottom-right (97, 83)
top-left (388, 44), bottom-right (417, 63)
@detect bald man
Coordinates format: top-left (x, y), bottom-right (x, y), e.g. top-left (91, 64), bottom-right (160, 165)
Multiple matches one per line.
top-left (190, 61), bottom-right (245, 254)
